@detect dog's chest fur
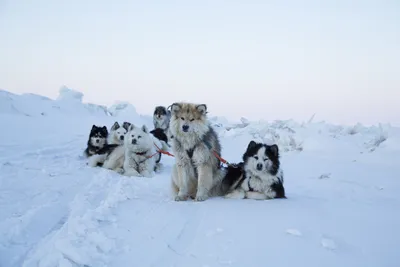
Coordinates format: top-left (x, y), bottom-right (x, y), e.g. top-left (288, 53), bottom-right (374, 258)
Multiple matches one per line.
top-left (172, 136), bottom-right (210, 166)
top-left (125, 152), bottom-right (152, 172)
top-left (242, 171), bottom-right (279, 192)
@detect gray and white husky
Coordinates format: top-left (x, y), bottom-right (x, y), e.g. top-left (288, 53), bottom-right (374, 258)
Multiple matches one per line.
top-left (153, 106), bottom-right (171, 131)
top-left (169, 102), bottom-right (237, 201)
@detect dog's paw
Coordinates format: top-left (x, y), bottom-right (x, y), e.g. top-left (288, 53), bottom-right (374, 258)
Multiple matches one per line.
top-left (194, 194), bottom-right (208, 202)
top-left (174, 195), bottom-right (188, 201)
top-left (141, 171), bottom-right (154, 178)
top-left (116, 168), bottom-right (124, 175)
top-left (225, 190), bottom-right (245, 199)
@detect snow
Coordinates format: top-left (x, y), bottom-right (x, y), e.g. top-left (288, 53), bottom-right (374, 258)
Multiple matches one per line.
top-left (1, 88), bottom-right (400, 267)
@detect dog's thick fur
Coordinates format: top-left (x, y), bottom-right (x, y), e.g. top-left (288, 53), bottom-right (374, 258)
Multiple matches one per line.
top-left (225, 141), bottom-right (286, 200)
top-left (87, 144), bottom-right (124, 172)
top-left (122, 121), bottom-right (132, 131)
top-left (153, 106), bottom-right (171, 131)
top-left (108, 122), bottom-right (127, 145)
top-left (88, 123), bottom-right (169, 176)
top-left (121, 124), bottom-right (163, 177)
top-left (169, 102), bottom-right (234, 201)
top-left (84, 125), bottom-right (108, 157)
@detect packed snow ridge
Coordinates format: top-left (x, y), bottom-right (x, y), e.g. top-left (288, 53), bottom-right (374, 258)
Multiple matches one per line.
top-left (0, 87), bottom-right (399, 267)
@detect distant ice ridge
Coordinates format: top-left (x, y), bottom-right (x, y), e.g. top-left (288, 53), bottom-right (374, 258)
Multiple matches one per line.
top-left (57, 85), bottom-right (84, 102)
top-left (0, 86), bottom-right (145, 119)
top-left (212, 116), bottom-right (392, 154)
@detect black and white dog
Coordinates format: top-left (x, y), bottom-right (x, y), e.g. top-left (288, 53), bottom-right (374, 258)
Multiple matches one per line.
top-left (84, 125), bottom-right (109, 157)
top-left (225, 140), bottom-right (286, 200)
top-left (153, 106), bottom-right (171, 131)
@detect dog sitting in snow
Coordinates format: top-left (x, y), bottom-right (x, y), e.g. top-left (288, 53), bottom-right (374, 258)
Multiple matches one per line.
top-left (153, 106), bottom-right (171, 131)
top-left (225, 140), bottom-right (286, 200)
top-left (108, 122), bottom-right (127, 145)
top-left (123, 124), bottom-right (169, 177)
top-left (84, 125), bottom-right (108, 157)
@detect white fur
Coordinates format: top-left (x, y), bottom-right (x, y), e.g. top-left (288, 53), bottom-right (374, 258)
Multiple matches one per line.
top-left (123, 124), bottom-right (159, 178)
top-left (87, 154), bottom-right (107, 167)
top-left (108, 126), bottom-right (127, 145)
top-left (102, 146), bottom-right (125, 172)
top-left (90, 136), bottom-right (106, 148)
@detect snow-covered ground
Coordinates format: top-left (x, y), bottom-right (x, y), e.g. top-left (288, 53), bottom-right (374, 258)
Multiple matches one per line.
top-left (0, 87), bottom-right (399, 267)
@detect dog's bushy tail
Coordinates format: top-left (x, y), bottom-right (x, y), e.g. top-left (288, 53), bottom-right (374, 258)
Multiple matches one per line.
top-left (210, 163), bottom-right (244, 197)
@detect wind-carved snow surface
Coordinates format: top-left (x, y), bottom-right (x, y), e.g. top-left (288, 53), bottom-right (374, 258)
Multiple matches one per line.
top-left (0, 88), bottom-right (399, 267)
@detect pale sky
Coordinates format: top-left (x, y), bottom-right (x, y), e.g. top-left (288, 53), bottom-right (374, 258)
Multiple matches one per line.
top-left (1, 0), bottom-right (399, 125)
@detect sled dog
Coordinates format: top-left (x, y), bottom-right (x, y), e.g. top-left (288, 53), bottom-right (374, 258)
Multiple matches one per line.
top-left (84, 125), bottom-right (108, 157)
top-left (153, 106), bottom-right (171, 131)
top-left (169, 102), bottom-right (235, 201)
top-left (225, 140), bottom-right (286, 200)
top-left (123, 124), bottom-right (167, 177)
top-left (108, 122), bottom-right (127, 145)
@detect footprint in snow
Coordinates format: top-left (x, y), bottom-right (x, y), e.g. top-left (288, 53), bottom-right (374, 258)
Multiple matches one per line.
top-left (286, 229), bottom-right (302, 236)
top-left (318, 173), bottom-right (331, 179)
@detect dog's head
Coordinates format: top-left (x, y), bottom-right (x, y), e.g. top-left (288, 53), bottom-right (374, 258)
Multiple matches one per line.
top-left (154, 106), bottom-right (169, 120)
top-left (89, 125), bottom-right (108, 147)
top-left (242, 141), bottom-right (280, 176)
top-left (110, 122), bottom-right (127, 142)
top-left (168, 102), bottom-right (209, 135)
top-left (125, 124), bottom-right (153, 152)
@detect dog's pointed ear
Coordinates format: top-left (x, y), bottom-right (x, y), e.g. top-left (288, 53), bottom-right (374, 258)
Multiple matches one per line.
top-left (91, 124), bottom-right (97, 130)
top-left (196, 104), bottom-right (207, 115)
top-left (128, 124), bottom-right (134, 132)
top-left (111, 122), bottom-right (120, 130)
top-left (168, 103), bottom-right (181, 114)
top-left (268, 144), bottom-right (279, 157)
top-left (142, 125), bottom-right (148, 133)
top-left (123, 122), bottom-right (131, 131)
top-left (102, 126), bottom-right (108, 134)
top-left (246, 140), bottom-right (257, 152)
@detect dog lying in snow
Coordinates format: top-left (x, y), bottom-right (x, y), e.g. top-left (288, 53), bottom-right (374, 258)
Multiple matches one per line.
top-left (108, 122), bottom-right (127, 145)
top-left (84, 125), bottom-right (108, 157)
top-left (88, 124), bottom-right (169, 177)
top-left (224, 140), bottom-right (286, 200)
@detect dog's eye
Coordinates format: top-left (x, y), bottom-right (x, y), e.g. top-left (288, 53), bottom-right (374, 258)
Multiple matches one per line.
top-left (190, 119), bottom-right (194, 122)
top-left (131, 135), bottom-right (134, 137)
top-left (254, 156), bottom-right (259, 160)
top-left (181, 117), bottom-right (185, 120)
top-left (264, 158), bottom-right (269, 161)
top-left (138, 136), bottom-right (141, 138)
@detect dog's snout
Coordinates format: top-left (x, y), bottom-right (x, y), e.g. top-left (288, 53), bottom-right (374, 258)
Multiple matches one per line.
top-left (120, 135), bottom-right (124, 140)
top-left (132, 139), bottom-right (137, 144)
top-left (182, 125), bottom-right (189, 132)
top-left (256, 163), bottom-right (263, 171)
